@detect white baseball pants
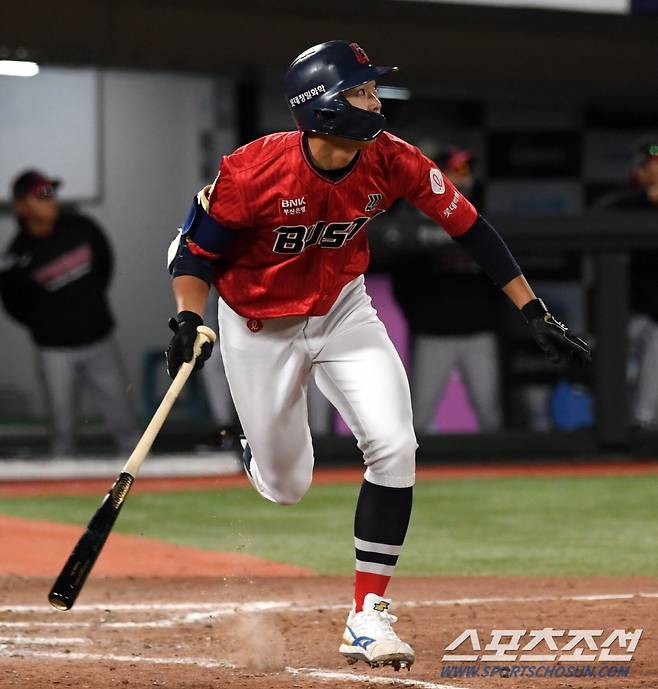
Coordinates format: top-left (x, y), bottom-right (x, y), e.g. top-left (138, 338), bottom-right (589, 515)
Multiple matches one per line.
top-left (218, 276), bottom-right (417, 505)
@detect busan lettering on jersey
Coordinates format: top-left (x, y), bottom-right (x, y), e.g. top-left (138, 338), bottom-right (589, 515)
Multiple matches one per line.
top-left (272, 211), bottom-right (384, 254)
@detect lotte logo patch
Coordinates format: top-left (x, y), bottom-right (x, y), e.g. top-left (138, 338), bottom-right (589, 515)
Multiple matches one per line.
top-left (247, 319), bottom-right (263, 333)
top-left (429, 168), bottom-right (446, 195)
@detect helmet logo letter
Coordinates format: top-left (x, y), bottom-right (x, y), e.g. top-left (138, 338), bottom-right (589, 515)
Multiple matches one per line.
top-left (430, 168), bottom-right (446, 195)
top-left (349, 43), bottom-right (370, 64)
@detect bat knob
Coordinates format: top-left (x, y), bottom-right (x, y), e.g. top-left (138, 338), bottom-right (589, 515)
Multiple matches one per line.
top-left (196, 325), bottom-right (217, 344)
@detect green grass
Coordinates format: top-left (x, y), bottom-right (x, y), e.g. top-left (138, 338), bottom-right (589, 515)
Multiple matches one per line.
top-left (0, 474), bottom-right (656, 575)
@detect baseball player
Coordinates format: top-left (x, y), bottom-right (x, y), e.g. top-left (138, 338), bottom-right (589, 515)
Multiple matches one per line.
top-left (165, 40), bottom-right (590, 671)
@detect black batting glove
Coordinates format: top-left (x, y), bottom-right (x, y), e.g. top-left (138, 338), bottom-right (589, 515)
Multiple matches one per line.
top-left (165, 310), bottom-right (213, 379)
top-left (522, 298), bottom-right (591, 367)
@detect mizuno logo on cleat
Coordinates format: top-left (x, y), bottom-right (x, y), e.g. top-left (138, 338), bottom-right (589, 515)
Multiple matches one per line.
top-left (347, 627), bottom-right (376, 649)
top-left (355, 636), bottom-right (375, 649)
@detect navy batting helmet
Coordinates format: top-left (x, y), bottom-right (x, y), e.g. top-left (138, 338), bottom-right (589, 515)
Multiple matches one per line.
top-left (285, 40), bottom-right (397, 142)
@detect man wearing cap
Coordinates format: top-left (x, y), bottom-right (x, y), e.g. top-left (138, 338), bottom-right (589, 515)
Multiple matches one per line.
top-left (595, 137), bottom-right (658, 430)
top-left (0, 170), bottom-right (139, 456)
top-left (596, 137), bottom-right (658, 210)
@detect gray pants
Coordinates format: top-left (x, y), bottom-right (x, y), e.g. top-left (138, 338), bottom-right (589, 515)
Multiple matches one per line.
top-left (411, 332), bottom-right (502, 433)
top-left (202, 294), bottom-right (235, 427)
top-left (628, 314), bottom-right (658, 428)
top-left (201, 341), bottom-right (237, 426)
top-left (37, 336), bottom-right (140, 456)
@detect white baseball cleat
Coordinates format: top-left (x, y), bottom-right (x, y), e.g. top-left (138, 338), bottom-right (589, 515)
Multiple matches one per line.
top-left (339, 593), bottom-right (415, 671)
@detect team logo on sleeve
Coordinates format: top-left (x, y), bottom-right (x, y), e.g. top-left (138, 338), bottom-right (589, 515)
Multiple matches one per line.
top-left (429, 168), bottom-right (446, 195)
top-left (365, 193), bottom-right (382, 212)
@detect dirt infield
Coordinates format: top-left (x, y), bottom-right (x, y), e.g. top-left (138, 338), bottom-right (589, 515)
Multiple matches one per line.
top-left (0, 515), bottom-right (314, 578)
top-left (1, 576), bottom-right (656, 689)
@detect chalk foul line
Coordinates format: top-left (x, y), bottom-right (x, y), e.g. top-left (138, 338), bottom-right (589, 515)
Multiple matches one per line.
top-left (0, 648), bottom-right (469, 689)
top-left (3, 591), bottom-right (657, 616)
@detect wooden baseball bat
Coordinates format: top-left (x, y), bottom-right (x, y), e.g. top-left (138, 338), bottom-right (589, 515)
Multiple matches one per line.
top-left (47, 326), bottom-right (217, 611)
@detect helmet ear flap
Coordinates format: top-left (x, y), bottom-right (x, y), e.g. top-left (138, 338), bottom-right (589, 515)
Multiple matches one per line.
top-left (315, 108), bottom-right (338, 122)
top-left (313, 106), bottom-right (341, 133)
top-left (315, 92), bottom-right (350, 124)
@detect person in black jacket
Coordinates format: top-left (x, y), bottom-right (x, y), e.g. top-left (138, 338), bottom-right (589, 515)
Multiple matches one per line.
top-left (389, 146), bottom-right (504, 432)
top-left (595, 137), bottom-right (658, 429)
top-left (0, 170), bottom-right (139, 456)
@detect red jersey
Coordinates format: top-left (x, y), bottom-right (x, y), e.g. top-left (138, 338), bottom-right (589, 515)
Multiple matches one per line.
top-left (208, 131), bottom-right (477, 319)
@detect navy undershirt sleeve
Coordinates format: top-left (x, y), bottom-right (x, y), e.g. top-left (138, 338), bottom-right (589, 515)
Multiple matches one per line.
top-left (452, 214), bottom-right (522, 287)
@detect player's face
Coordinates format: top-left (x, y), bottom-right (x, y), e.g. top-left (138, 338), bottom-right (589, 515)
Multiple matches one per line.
top-left (343, 81), bottom-right (381, 114)
top-left (13, 192), bottom-right (59, 235)
top-left (645, 159), bottom-right (658, 185)
top-left (635, 158), bottom-right (658, 189)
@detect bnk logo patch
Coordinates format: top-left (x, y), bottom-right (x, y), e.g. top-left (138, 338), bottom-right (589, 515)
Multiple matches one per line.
top-left (279, 196), bottom-right (307, 216)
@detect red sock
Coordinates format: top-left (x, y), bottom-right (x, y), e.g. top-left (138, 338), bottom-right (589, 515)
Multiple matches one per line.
top-left (354, 571), bottom-right (391, 612)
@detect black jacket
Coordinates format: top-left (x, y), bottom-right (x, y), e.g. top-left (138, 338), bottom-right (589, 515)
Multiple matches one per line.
top-left (0, 211), bottom-right (114, 347)
top-left (594, 187), bottom-right (658, 320)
